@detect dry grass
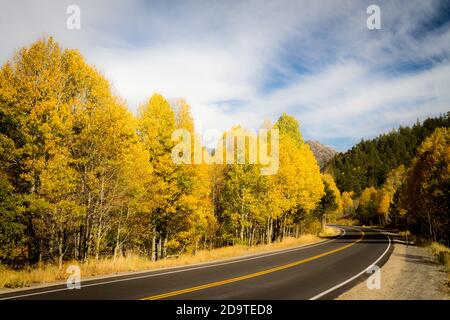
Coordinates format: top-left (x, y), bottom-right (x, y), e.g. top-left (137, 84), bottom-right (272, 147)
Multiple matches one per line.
top-left (426, 242), bottom-right (450, 268)
top-left (0, 234), bottom-right (323, 290)
top-left (319, 225), bottom-right (340, 237)
top-left (396, 233), bottom-right (450, 271)
top-left (335, 218), bottom-right (359, 226)
top-left (425, 242), bottom-right (450, 291)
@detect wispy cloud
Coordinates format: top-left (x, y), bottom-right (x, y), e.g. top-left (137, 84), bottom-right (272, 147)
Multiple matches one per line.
top-left (1, 0), bottom-right (449, 150)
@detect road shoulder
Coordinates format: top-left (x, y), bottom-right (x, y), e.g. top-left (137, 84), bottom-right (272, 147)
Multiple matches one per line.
top-left (337, 242), bottom-right (450, 300)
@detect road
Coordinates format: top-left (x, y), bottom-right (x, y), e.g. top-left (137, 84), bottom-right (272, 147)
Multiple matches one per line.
top-left (0, 226), bottom-right (392, 300)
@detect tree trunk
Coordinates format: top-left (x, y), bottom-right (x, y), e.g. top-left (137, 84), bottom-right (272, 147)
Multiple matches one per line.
top-left (157, 237), bottom-right (162, 260)
top-left (163, 237), bottom-right (168, 259)
top-left (269, 218), bottom-right (274, 243)
top-left (151, 227), bottom-right (157, 261)
top-left (95, 219), bottom-right (102, 260)
top-left (58, 234), bottom-right (64, 270)
top-left (114, 220), bottom-right (121, 260)
top-left (250, 227), bottom-right (255, 246)
top-left (427, 212), bottom-right (434, 240)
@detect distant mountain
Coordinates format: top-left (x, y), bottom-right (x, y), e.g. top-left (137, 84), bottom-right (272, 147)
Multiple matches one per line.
top-left (306, 140), bottom-right (337, 169)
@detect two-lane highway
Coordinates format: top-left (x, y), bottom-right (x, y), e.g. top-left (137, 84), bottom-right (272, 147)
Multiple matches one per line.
top-left (0, 226), bottom-right (391, 300)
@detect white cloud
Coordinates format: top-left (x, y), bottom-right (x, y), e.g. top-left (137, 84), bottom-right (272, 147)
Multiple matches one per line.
top-left (1, 0), bottom-right (449, 150)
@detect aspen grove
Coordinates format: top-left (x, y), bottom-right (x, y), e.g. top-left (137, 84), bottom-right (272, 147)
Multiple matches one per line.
top-left (0, 38), bottom-right (339, 268)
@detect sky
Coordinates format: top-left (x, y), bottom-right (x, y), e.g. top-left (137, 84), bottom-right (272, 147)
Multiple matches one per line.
top-left (1, 0), bottom-right (449, 151)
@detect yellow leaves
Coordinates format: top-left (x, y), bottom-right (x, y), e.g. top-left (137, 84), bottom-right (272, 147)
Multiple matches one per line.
top-left (11, 38), bottom-right (66, 105)
top-left (2, 37), bottom-right (361, 261)
top-left (275, 113), bottom-right (303, 145)
top-left (322, 173), bottom-right (342, 215)
top-left (270, 131), bottom-right (324, 215)
top-left (0, 64), bottom-right (17, 105)
top-left (174, 98), bottom-right (194, 133)
top-left (419, 127), bottom-right (450, 155)
top-left (137, 92), bottom-right (217, 247)
top-left (383, 165), bottom-right (406, 194)
top-left (166, 238), bottom-right (181, 251)
top-left (138, 93), bottom-right (175, 152)
top-left (399, 127), bottom-right (450, 235)
top-left (39, 152), bottom-right (78, 201)
top-left (377, 192), bottom-right (391, 215)
top-left (342, 191), bottom-right (355, 215)
top-left (359, 186), bottom-right (378, 206)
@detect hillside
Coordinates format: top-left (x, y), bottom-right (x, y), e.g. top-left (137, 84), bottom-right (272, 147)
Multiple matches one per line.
top-left (326, 112), bottom-right (450, 194)
top-left (306, 140), bottom-right (336, 169)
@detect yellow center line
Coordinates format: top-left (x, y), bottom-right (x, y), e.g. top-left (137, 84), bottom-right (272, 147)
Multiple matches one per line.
top-left (142, 229), bottom-right (365, 300)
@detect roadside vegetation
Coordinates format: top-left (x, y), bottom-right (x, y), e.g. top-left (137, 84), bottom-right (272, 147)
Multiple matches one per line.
top-left (327, 117), bottom-right (449, 246)
top-left (397, 232), bottom-right (450, 290)
top-left (1, 37), bottom-right (447, 291)
top-left (327, 123), bottom-right (449, 291)
top-left (0, 38), bottom-right (343, 284)
top-left (427, 242), bottom-right (450, 283)
top-left (427, 243), bottom-right (450, 291)
top-left (0, 233), bottom-right (327, 289)
top-left (335, 218), bottom-right (359, 226)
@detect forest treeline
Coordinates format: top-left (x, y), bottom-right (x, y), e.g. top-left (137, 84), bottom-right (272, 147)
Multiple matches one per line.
top-left (327, 114), bottom-right (450, 194)
top-left (1, 38), bottom-right (448, 269)
top-left (326, 116), bottom-right (450, 245)
top-left (0, 38), bottom-right (343, 268)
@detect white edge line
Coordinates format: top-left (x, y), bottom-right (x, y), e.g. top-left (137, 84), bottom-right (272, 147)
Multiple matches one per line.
top-left (1, 228), bottom-right (346, 300)
top-left (309, 228), bottom-right (392, 300)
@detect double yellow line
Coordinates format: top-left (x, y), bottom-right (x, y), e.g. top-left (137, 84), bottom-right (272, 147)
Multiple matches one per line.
top-left (142, 229), bottom-right (364, 300)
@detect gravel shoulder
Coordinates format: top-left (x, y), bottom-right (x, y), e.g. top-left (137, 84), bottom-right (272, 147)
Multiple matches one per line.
top-left (337, 243), bottom-right (450, 300)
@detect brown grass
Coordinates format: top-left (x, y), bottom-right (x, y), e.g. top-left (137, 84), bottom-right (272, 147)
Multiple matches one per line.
top-left (426, 242), bottom-right (450, 268)
top-left (319, 225), bottom-right (341, 237)
top-left (0, 233), bottom-right (326, 289)
top-left (396, 232), bottom-right (450, 271)
top-left (335, 218), bottom-right (359, 226)
top-left (423, 241), bottom-right (450, 291)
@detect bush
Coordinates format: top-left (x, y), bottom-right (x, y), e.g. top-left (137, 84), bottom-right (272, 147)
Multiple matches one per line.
top-left (427, 242), bottom-right (450, 268)
top-left (336, 218), bottom-right (359, 226)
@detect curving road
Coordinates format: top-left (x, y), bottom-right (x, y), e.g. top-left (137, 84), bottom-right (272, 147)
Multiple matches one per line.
top-left (0, 226), bottom-right (392, 300)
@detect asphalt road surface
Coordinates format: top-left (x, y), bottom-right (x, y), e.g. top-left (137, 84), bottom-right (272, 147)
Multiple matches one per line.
top-left (0, 226), bottom-right (392, 300)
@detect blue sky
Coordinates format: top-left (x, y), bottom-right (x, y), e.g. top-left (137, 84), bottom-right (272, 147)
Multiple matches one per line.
top-left (1, 0), bottom-right (449, 151)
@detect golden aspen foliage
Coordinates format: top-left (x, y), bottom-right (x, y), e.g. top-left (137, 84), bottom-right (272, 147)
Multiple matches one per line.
top-left (262, 114), bottom-right (324, 238)
top-left (173, 100), bottom-right (216, 253)
top-left (273, 114), bottom-right (324, 214)
top-left (0, 38), bottom-right (365, 269)
top-left (0, 38), bottom-right (153, 263)
top-left (321, 173), bottom-right (343, 219)
top-left (399, 128), bottom-right (450, 242)
top-left (341, 191), bottom-right (356, 216)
